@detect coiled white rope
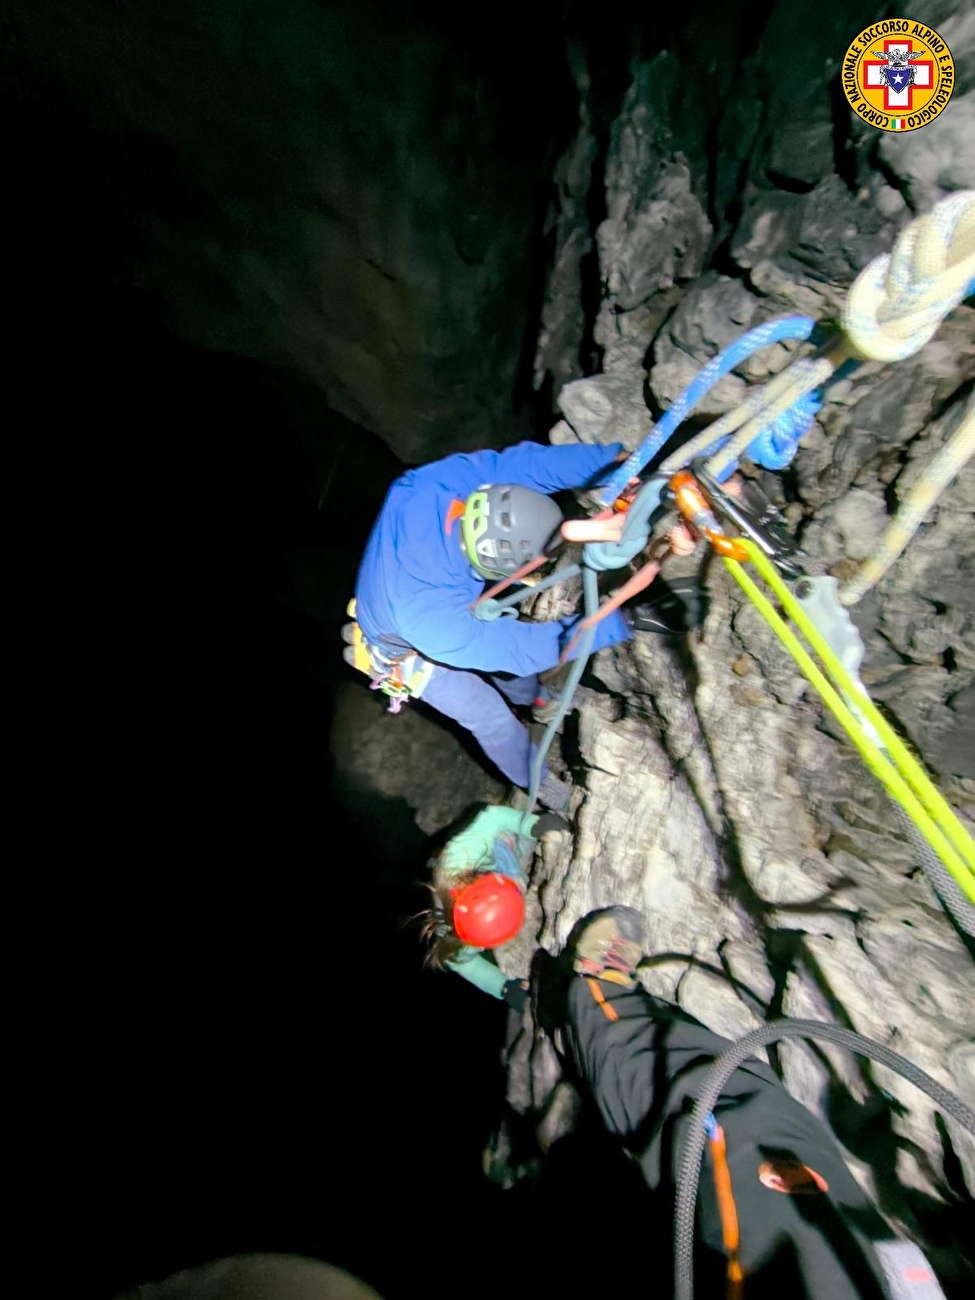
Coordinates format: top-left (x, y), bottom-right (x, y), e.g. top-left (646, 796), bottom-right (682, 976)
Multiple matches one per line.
top-left (842, 189), bottom-right (975, 363)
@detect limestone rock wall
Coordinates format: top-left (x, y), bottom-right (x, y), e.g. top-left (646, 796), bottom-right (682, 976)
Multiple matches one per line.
top-left (512, 0), bottom-right (975, 1266)
top-left (308, 2), bottom-right (974, 1259)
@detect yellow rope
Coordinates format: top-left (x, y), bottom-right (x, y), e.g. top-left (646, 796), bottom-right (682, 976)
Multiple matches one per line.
top-left (746, 541), bottom-right (975, 877)
top-left (726, 542), bottom-right (975, 902)
top-left (748, 543), bottom-right (975, 871)
top-left (704, 358), bottom-right (835, 482)
top-left (840, 407), bottom-right (975, 605)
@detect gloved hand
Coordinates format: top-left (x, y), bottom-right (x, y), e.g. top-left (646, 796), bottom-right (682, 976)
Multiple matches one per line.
top-left (502, 979), bottom-right (530, 1013)
top-left (530, 812), bottom-right (570, 839)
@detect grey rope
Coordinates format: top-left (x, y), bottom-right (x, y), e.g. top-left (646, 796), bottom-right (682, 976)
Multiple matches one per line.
top-left (521, 564), bottom-right (599, 830)
top-left (894, 803), bottom-right (975, 938)
top-left (674, 1019), bottom-right (975, 1300)
top-left (478, 562), bottom-right (582, 618)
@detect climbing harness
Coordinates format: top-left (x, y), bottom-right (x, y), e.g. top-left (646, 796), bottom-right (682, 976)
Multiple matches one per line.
top-left (341, 600), bottom-right (434, 714)
top-left (673, 1019), bottom-right (975, 1300)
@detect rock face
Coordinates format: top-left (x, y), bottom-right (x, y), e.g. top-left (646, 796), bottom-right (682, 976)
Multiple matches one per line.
top-left (338, 0), bottom-right (975, 1279)
top-left (504, 0), bottom-right (975, 1275)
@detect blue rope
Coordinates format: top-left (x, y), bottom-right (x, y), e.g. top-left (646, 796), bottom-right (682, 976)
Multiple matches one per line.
top-left (599, 315), bottom-right (818, 506)
top-left (747, 389), bottom-right (823, 472)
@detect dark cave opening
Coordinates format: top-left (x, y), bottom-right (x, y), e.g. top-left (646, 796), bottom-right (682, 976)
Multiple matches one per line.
top-left (3, 14), bottom-right (655, 1298)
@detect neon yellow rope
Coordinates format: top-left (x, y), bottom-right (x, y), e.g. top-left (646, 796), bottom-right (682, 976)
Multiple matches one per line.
top-left (725, 549), bottom-right (975, 902)
top-left (745, 542), bottom-right (975, 876)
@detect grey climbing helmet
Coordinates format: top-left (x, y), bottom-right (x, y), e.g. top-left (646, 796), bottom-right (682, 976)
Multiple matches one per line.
top-left (461, 484), bottom-right (564, 580)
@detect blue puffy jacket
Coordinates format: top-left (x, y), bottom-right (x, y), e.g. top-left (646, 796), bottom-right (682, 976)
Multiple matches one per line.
top-left (354, 441), bottom-right (624, 677)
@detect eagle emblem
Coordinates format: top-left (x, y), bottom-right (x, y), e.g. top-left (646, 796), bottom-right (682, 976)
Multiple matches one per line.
top-left (871, 46), bottom-right (923, 92)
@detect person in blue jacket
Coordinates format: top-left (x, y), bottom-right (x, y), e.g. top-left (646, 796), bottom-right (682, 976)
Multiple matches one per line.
top-left (353, 440), bottom-right (661, 807)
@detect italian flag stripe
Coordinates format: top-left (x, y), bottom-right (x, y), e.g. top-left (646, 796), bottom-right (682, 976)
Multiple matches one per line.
top-left (891, 118), bottom-right (904, 130)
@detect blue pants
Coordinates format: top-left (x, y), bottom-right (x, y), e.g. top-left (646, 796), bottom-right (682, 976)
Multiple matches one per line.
top-left (419, 611), bottom-right (630, 789)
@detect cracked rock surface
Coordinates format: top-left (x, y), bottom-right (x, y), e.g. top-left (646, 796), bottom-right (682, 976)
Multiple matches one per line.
top-left (506, 0), bottom-right (975, 1268)
top-left (355, 0), bottom-right (975, 1275)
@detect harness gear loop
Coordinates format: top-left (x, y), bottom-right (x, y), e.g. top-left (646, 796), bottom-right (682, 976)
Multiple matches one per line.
top-left (342, 599), bottom-right (434, 713)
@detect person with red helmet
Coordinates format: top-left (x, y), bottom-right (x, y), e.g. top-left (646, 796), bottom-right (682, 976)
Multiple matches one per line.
top-left (420, 804), bottom-right (568, 1009)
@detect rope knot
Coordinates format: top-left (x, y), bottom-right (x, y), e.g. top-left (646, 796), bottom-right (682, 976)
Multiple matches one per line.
top-left (842, 189), bottom-right (975, 362)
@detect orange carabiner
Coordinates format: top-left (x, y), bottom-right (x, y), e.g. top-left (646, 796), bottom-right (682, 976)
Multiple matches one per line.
top-left (704, 529), bottom-right (748, 561)
top-left (612, 482), bottom-right (640, 513)
top-left (669, 471), bottom-right (748, 562)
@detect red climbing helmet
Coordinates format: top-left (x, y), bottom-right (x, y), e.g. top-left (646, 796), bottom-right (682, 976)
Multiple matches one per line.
top-left (451, 872), bottom-right (525, 947)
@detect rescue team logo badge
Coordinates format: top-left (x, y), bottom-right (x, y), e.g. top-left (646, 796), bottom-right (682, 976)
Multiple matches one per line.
top-left (841, 19), bottom-right (955, 132)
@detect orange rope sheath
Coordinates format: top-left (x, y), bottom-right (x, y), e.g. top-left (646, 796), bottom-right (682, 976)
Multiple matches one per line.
top-left (559, 560), bottom-right (661, 664)
top-left (472, 553), bottom-right (550, 607)
top-left (709, 1121), bottom-right (744, 1300)
top-left (586, 978), bottom-right (619, 1022)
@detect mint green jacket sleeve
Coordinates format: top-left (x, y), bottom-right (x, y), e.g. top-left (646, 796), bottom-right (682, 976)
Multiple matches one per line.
top-left (446, 949), bottom-right (509, 1000)
top-left (439, 806), bottom-right (538, 881)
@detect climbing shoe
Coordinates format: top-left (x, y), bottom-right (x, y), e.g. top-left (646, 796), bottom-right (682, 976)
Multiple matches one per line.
top-left (626, 576), bottom-right (708, 635)
top-left (538, 771), bottom-right (572, 814)
top-left (572, 906), bottom-right (646, 985)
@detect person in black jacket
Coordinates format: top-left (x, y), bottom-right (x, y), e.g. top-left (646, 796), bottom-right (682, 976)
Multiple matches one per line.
top-left (536, 906), bottom-right (947, 1300)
